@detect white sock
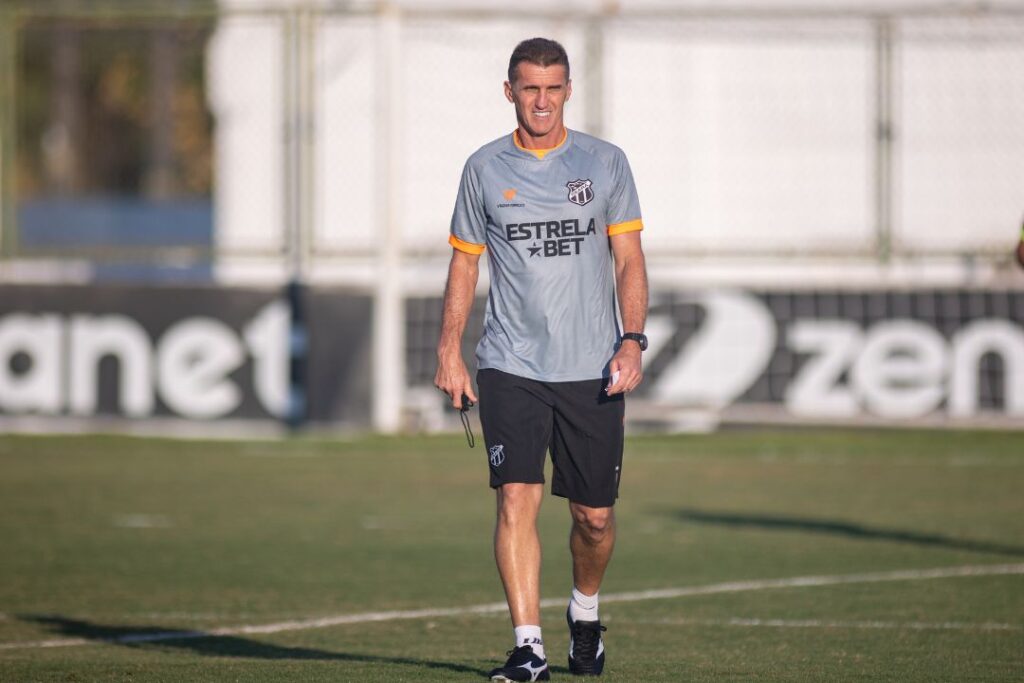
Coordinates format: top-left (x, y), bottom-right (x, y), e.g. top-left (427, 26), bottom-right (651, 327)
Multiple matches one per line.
top-left (569, 587), bottom-right (599, 622)
top-left (514, 624), bottom-right (545, 659)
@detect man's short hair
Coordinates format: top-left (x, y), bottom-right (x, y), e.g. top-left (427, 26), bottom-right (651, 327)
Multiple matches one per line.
top-left (508, 38), bottom-right (570, 84)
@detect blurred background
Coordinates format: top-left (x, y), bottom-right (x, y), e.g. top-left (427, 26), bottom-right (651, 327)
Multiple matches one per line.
top-left (0, 0), bottom-right (1022, 435)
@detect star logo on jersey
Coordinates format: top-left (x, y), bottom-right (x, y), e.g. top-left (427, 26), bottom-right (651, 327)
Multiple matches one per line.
top-left (503, 188), bottom-right (517, 201)
top-left (566, 178), bottom-right (594, 206)
top-left (505, 218), bottom-right (597, 258)
top-left (489, 444), bottom-right (505, 467)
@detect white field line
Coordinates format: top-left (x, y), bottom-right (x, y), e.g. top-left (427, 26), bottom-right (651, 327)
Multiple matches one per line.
top-left (632, 617), bottom-right (1022, 632)
top-left (593, 563), bottom-right (1024, 605)
top-left (111, 514), bottom-right (173, 529)
top-left (2, 562), bottom-right (1022, 652)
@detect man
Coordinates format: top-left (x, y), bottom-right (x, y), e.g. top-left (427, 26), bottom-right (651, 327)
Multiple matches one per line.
top-left (434, 38), bottom-right (648, 682)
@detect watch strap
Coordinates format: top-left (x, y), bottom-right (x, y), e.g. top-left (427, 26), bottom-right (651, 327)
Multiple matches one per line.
top-left (621, 332), bottom-right (648, 351)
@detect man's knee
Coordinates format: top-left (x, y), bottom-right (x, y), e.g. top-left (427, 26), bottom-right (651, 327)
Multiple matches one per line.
top-left (571, 504), bottom-right (615, 542)
top-left (497, 483), bottom-right (543, 524)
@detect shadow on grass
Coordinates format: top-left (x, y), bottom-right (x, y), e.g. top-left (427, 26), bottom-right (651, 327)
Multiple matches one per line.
top-left (669, 507), bottom-right (1024, 557)
top-left (21, 614), bottom-right (488, 676)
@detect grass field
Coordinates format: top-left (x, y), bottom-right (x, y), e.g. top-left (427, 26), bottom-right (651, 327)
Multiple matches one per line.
top-left (1, 428), bottom-right (1022, 682)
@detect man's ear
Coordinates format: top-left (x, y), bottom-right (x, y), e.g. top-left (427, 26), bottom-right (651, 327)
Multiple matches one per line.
top-left (565, 79), bottom-right (573, 102)
top-left (504, 80), bottom-right (514, 103)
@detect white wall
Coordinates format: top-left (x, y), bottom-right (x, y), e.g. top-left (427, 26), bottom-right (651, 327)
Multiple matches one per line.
top-left (209, 1), bottom-right (1024, 286)
top-left (207, 13), bottom-right (286, 257)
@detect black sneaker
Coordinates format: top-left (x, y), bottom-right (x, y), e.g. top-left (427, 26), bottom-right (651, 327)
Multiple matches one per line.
top-left (567, 609), bottom-right (607, 676)
top-left (488, 644), bottom-right (550, 682)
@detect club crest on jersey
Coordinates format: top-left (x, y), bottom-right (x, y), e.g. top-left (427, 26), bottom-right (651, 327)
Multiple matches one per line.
top-left (566, 179), bottom-right (594, 206)
top-left (489, 444), bottom-right (505, 467)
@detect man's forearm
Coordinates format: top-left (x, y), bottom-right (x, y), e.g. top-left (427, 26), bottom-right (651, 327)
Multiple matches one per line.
top-left (438, 254), bottom-right (480, 357)
top-left (615, 252), bottom-right (648, 334)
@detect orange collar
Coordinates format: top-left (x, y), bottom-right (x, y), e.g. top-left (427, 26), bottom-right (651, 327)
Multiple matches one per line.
top-left (513, 128), bottom-right (568, 160)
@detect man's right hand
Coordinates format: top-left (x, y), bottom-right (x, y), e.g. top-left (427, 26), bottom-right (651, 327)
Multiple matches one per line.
top-left (435, 351), bottom-right (478, 410)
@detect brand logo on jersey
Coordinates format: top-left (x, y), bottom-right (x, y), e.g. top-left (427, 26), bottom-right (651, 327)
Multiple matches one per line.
top-left (506, 218), bottom-right (597, 258)
top-left (489, 444), bottom-right (505, 467)
top-left (567, 179), bottom-right (594, 206)
top-left (497, 187), bottom-right (525, 208)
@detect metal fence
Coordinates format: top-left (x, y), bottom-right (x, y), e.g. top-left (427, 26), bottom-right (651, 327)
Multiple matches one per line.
top-left (1, 2), bottom-right (1023, 434)
top-left (1, 2), bottom-right (1023, 281)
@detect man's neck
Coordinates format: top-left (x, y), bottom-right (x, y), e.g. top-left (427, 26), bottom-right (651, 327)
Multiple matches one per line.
top-left (515, 125), bottom-right (567, 151)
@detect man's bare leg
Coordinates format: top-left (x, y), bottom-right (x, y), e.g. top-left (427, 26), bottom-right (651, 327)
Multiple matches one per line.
top-left (566, 502), bottom-right (615, 675)
top-left (569, 502), bottom-right (616, 594)
top-left (495, 483), bottom-right (545, 627)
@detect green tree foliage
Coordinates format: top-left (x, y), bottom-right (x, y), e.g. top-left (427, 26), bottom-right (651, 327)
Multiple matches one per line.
top-left (5, 1), bottom-right (216, 199)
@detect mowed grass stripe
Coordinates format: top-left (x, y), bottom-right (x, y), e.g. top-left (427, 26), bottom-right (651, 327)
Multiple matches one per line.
top-left (3, 562), bottom-right (1021, 652)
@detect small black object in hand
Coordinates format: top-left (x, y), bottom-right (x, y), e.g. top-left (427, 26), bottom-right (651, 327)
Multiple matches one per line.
top-left (459, 394), bottom-right (475, 448)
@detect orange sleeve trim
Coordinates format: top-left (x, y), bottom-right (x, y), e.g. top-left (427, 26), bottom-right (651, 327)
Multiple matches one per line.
top-left (449, 234), bottom-right (486, 254)
top-left (607, 219), bottom-right (644, 236)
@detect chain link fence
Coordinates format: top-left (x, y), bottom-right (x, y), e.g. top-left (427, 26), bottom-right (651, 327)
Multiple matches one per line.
top-left (0, 3), bottom-right (1022, 281)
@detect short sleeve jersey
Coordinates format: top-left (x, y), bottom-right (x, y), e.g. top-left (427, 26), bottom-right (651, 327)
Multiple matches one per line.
top-left (449, 129), bottom-right (643, 382)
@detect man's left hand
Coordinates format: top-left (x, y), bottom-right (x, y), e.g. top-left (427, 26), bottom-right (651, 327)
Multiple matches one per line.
top-left (606, 343), bottom-right (643, 395)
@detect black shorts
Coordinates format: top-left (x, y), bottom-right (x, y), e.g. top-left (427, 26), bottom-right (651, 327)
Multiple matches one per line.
top-left (477, 368), bottom-right (625, 508)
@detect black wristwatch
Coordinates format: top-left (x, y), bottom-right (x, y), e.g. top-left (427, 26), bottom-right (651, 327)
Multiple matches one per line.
top-left (621, 332), bottom-right (648, 351)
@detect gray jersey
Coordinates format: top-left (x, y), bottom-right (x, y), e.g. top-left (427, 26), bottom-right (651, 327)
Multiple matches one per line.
top-left (450, 129), bottom-right (644, 382)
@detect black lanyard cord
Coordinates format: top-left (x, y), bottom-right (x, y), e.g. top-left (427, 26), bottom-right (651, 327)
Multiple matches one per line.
top-left (459, 394), bottom-right (475, 448)
top-left (460, 407), bottom-right (475, 448)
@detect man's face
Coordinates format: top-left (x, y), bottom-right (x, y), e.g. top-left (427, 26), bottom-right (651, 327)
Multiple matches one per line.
top-left (504, 62), bottom-right (571, 141)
